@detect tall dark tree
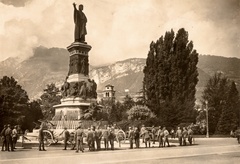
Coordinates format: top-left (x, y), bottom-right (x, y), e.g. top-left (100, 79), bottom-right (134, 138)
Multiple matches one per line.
top-left (0, 76), bottom-right (43, 131)
top-left (0, 76), bottom-right (29, 129)
top-left (143, 28), bottom-right (199, 127)
top-left (202, 73), bottom-right (239, 134)
top-left (40, 83), bottom-right (61, 120)
top-left (23, 100), bottom-right (43, 130)
top-left (216, 81), bottom-right (239, 134)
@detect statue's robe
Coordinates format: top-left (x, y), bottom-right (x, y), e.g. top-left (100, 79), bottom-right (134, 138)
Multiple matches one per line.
top-left (74, 8), bottom-right (87, 42)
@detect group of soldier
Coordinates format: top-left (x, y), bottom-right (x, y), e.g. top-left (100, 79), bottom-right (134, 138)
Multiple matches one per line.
top-left (59, 124), bottom-right (194, 153)
top-left (60, 124), bottom-right (116, 153)
top-left (1, 124), bottom-right (19, 152)
top-left (1, 123), bottom-right (194, 153)
top-left (128, 125), bottom-right (194, 149)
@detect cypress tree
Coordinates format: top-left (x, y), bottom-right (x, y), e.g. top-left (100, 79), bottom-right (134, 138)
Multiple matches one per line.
top-left (216, 81), bottom-right (239, 134)
top-left (143, 28), bottom-right (199, 127)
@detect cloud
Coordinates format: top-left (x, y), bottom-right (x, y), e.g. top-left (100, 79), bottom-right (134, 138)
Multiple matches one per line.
top-left (0, 0), bottom-right (32, 7)
top-left (0, 0), bottom-right (239, 65)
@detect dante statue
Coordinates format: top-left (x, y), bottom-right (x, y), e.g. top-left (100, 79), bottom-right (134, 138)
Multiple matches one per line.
top-left (73, 3), bottom-right (87, 43)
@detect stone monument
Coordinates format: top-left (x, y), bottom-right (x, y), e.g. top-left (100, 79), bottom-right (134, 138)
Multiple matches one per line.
top-left (53, 3), bottom-right (97, 124)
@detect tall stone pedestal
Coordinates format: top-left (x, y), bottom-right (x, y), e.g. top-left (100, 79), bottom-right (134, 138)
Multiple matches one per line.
top-left (53, 42), bottom-right (97, 123)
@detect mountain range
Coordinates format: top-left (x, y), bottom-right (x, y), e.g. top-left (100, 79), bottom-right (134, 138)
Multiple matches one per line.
top-left (1, 46), bottom-right (240, 102)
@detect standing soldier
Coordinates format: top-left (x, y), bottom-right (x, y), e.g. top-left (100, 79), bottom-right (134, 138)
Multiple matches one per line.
top-left (109, 126), bottom-right (115, 150)
top-left (163, 127), bottom-right (170, 147)
top-left (5, 124), bottom-right (14, 152)
top-left (75, 124), bottom-right (84, 153)
top-left (12, 126), bottom-right (18, 149)
top-left (235, 127), bottom-right (240, 144)
top-left (157, 126), bottom-right (163, 147)
top-left (140, 125), bottom-right (146, 143)
top-left (151, 126), bottom-right (156, 144)
top-left (128, 127), bottom-right (134, 149)
top-left (102, 125), bottom-right (109, 150)
top-left (176, 127), bottom-right (183, 146)
top-left (187, 127), bottom-right (194, 145)
top-left (95, 126), bottom-right (102, 150)
top-left (92, 126), bottom-right (97, 151)
top-left (1, 125), bottom-right (7, 151)
top-left (142, 128), bottom-right (151, 148)
top-left (182, 127), bottom-right (188, 146)
top-left (38, 125), bottom-right (46, 151)
top-left (63, 127), bottom-right (70, 150)
top-left (86, 126), bottom-right (95, 151)
top-left (134, 127), bottom-right (140, 148)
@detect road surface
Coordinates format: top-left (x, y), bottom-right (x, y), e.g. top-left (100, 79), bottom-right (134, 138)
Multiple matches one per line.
top-left (0, 138), bottom-right (240, 164)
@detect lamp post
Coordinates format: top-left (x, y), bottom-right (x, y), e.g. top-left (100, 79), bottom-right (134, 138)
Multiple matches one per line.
top-left (205, 100), bottom-right (209, 138)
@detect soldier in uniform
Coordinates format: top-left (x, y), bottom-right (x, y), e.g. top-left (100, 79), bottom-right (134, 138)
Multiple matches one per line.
top-left (187, 127), bottom-right (194, 145)
top-left (182, 127), bottom-right (188, 146)
top-left (128, 127), bottom-right (134, 149)
top-left (75, 125), bottom-right (84, 153)
top-left (163, 127), bottom-right (170, 147)
top-left (140, 125), bottom-right (146, 143)
top-left (86, 126), bottom-right (95, 151)
top-left (5, 124), bottom-right (14, 152)
top-left (102, 125), bottom-right (109, 150)
top-left (176, 127), bottom-right (183, 146)
top-left (157, 126), bottom-right (164, 147)
top-left (235, 127), bottom-right (240, 144)
top-left (151, 126), bottom-right (156, 144)
top-left (134, 127), bottom-right (140, 148)
top-left (63, 127), bottom-right (70, 150)
top-left (38, 126), bottom-right (46, 151)
top-left (95, 126), bottom-right (102, 150)
top-left (1, 125), bottom-right (7, 151)
top-left (109, 126), bottom-right (115, 150)
top-left (12, 126), bottom-right (18, 149)
top-left (142, 128), bottom-right (151, 148)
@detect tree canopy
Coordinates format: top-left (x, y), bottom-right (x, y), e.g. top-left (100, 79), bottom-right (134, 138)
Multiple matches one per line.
top-left (0, 76), bottom-right (43, 131)
top-left (201, 73), bottom-right (240, 134)
top-left (143, 28), bottom-right (199, 127)
top-left (40, 83), bottom-right (61, 120)
top-left (127, 105), bottom-right (156, 121)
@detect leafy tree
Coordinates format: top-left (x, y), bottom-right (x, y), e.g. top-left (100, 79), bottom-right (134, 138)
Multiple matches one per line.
top-left (202, 73), bottom-right (239, 134)
top-left (216, 82), bottom-right (239, 134)
top-left (83, 103), bottom-right (101, 121)
top-left (110, 101), bottom-right (127, 122)
top-left (22, 100), bottom-right (43, 130)
top-left (127, 105), bottom-right (156, 120)
top-left (143, 28), bottom-right (199, 127)
top-left (0, 76), bottom-right (43, 131)
top-left (40, 83), bottom-right (61, 120)
top-left (122, 95), bottom-right (135, 110)
top-left (0, 76), bottom-right (29, 129)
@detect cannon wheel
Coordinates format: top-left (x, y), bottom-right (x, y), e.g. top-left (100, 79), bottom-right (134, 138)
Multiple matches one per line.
top-left (43, 130), bottom-right (54, 146)
top-left (116, 129), bottom-right (126, 143)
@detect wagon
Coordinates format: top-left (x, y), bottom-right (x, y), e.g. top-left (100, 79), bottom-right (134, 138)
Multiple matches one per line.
top-left (25, 120), bottom-right (127, 147)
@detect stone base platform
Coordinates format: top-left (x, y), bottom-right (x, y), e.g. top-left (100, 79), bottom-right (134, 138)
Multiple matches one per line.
top-left (53, 97), bottom-right (97, 121)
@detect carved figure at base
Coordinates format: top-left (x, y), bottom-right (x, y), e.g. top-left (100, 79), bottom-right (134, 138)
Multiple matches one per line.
top-left (70, 83), bottom-right (79, 97)
top-left (61, 77), bottom-right (70, 97)
top-left (79, 82), bottom-right (87, 99)
top-left (91, 79), bottom-right (97, 98)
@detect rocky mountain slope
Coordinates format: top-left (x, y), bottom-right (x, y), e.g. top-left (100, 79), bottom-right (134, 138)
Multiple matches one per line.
top-left (1, 46), bottom-right (239, 101)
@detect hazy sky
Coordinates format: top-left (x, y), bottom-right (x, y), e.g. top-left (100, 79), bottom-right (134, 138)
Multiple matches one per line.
top-left (0, 0), bottom-right (239, 66)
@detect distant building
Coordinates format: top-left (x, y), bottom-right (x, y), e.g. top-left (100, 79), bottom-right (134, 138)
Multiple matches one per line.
top-left (103, 84), bottom-right (115, 101)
